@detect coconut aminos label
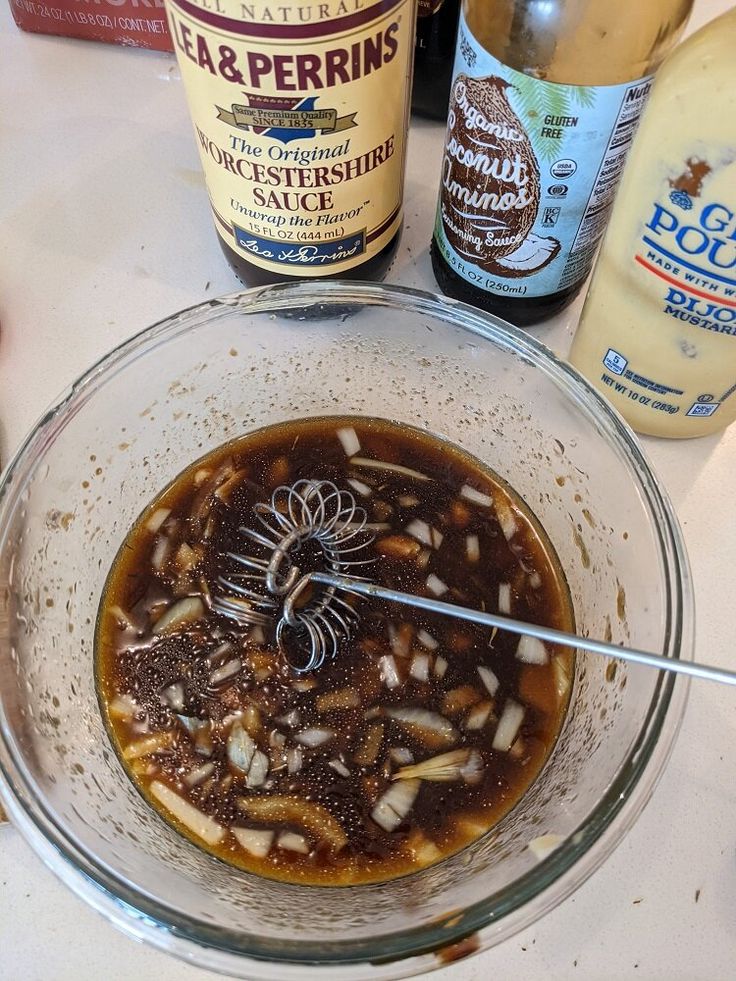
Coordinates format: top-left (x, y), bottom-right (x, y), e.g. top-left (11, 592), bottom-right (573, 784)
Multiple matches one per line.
top-left (434, 12), bottom-right (653, 299)
top-left (165, 0), bottom-right (413, 275)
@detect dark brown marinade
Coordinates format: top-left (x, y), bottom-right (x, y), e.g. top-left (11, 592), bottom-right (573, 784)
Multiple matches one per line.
top-left (96, 416), bottom-right (574, 886)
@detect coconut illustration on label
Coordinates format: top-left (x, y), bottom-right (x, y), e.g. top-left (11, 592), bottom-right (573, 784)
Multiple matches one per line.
top-left (440, 75), bottom-right (560, 278)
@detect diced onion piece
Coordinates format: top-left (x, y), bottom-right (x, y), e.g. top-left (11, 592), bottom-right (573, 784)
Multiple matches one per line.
top-left (389, 746), bottom-right (414, 766)
top-left (175, 542), bottom-right (200, 573)
top-left (316, 687), bottom-right (360, 712)
top-left (350, 457), bottom-right (429, 481)
top-left (442, 685), bottom-right (481, 715)
top-left (160, 681), bottom-right (185, 712)
top-left (232, 826), bottom-right (274, 858)
top-left (227, 722), bottom-right (256, 772)
top-left (242, 703), bottom-right (262, 737)
top-left (417, 629), bottom-right (438, 651)
top-left (209, 658), bottom-right (242, 685)
top-left (397, 494), bottom-right (420, 508)
top-left (213, 468), bottom-right (247, 503)
top-left (466, 534), bottom-right (480, 563)
top-left (342, 521), bottom-right (392, 533)
top-left (184, 761), bottom-right (216, 787)
top-left (194, 725), bottom-right (213, 757)
top-left (494, 494), bottom-right (518, 541)
top-left (460, 485), bottom-right (493, 508)
top-left (109, 693), bottom-right (139, 721)
top-left (371, 779), bottom-right (420, 832)
top-left (354, 722), bottom-right (384, 766)
top-left (150, 780), bottom-right (224, 845)
top-left (375, 534), bottom-right (421, 559)
top-left (294, 727), bottom-right (335, 747)
top-left (516, 635), bottom-right (549, 665)
top-left (145, 507), bottom-right (171, 533)
top-left (247, 749), bottom-right (269, 788)
top-left (176, 714), bottom-right (202, 734)
top-left (434, 655), bottom-right (448, 679)
top-left (387, 622), bottom-right (412, 658)
top-left (269, 729), bottom-right (286, 748)
top-left (123, 731), bottom-right (175, 760)
top-left (416, 548), bottom-right (431, 571)
top-left (431, 527), bottom-right (444, 550)
top-left (386, 707), bottom-right (458, 749)
top-left (406, 830), bottom-right (442, 867)
top-left (529, 571), bottom-right (542, 589)
top-left (379, 654), bottom-right (401, 689)
top-left (410, 652), bottom-right (430, 683)
top-left (227, 722), bottom-right (270, 788)
top-left (395, 748), bottom-right (483, 784)
top-left (152, 596), bottom-right (204, 634)
top-left (329, 758), bottom-right (351, 778)
top-left (151, 535), bottom-right (171, 571)
top-left (464, 700), bottom-right (493, 731)
top-left (337, 426), bottom-right (361, 457)
top-left (553, 656), bottom-right (573, 700)
top-left (287, 746), bottom-right (303, 775)
top-left (193, 468), bottom-right (211, 486)
top-left (492, 699), bottom-right (525, 752)
top-left (107, 604), bottom-right (134, 628)
top-left (406, 519), bottom-right (432, 546)
top-left (276, 708), bottom-right (301, 728)
top-left (249, 624), bottom-right (266, 645)
top-left (239, 795), bottom-right (347, 853)
top-left (508, 736), bottom-right (526, 760)
top-left (292, 677), bottom-right (317, 692)
top-left (477, 665), bottom-right (500, 696)
top-left (498, 583), bottom-right (511, 615)
top-left (247, 650), bottom-right (277, 683)
top-left (206, 641), bottom-right (233, 666)
top-left (347, 477), bottom-right (372, 498)
top-left (426, 573), bottom-right (448, 597)
top-left (277, 831), bottom-right (310, 854)
top-left (528, 833), bottom-right (564, 862)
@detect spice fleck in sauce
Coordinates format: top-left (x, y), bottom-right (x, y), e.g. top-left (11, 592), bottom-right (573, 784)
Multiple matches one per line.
top-left (96, 417), bottom-right (574, 885)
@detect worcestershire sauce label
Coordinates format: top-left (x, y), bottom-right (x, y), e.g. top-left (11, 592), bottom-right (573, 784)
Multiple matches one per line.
top-left (434, 12), bottom-right (653, 298)
top-left (165, 0), bottom-right (413, 274)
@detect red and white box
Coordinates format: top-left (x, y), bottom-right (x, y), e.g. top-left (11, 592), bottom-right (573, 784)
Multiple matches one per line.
top-left (8, 0), bottom-right (174, 52)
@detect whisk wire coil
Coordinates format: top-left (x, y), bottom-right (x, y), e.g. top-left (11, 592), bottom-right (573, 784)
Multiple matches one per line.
top-left (214, 479), bottom-right (374, 671)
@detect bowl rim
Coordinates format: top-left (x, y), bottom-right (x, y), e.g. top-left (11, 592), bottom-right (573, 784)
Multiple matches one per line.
top-left (0, 281), bottom-right (693, 978)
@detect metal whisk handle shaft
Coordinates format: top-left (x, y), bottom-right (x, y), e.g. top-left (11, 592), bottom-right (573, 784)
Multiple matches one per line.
top-left (307, 572), bottom-right (736, 688)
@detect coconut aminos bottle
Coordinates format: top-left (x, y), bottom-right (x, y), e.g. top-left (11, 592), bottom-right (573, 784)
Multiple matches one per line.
top-left (163, 0), bottom-right (416, 286)
top-left (430, 0), bottom-right (693, 326)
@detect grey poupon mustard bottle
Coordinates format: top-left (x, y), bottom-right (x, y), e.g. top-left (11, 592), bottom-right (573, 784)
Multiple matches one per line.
top-left (570, 8), bottom-right (736, 438)
top-left (163, 0), bottom-right (416, 285)
top-left (430, 0), bottom-right (693, 326)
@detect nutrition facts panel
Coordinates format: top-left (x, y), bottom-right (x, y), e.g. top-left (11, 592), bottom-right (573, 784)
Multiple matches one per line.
top-left (572, 78), bottom-right (653, 253)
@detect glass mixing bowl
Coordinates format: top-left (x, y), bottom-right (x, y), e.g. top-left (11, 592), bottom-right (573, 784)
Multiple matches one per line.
top-left (0, 283), bottom-right (692, 979)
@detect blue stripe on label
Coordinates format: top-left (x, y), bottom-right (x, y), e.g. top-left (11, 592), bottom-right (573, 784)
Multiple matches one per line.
top-left (234, 227), bottom-right (365, 268)
top-left (642, 235), bottom-right (736, 287)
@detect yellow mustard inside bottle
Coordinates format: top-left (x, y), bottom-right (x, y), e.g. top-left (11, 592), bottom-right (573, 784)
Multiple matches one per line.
top-left (163, 0), bottom-right (416, 285)
top-left (569, 8), bottom-right (736, 437)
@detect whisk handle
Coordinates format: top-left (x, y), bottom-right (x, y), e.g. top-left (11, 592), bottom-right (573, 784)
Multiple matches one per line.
top-left (308, 572), bottom-right (736, 688)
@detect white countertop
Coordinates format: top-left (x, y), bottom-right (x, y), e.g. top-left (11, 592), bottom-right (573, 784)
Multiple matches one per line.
top-left (1, 3), bottom-right (735, 979)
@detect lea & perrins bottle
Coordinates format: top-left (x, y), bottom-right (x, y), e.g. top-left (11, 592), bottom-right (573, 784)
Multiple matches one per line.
top-left (430, 0), bottom-right (693, 326)
top-left (569, 8), bottom-right (736, 438)
top-left (163, 0), bottom-right (416, 285)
